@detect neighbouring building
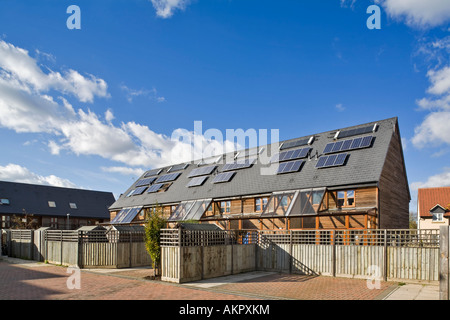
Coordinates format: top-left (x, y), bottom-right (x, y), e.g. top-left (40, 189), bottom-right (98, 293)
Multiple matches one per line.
top-left (0, 181), bottom-right (115, 230)
top-left (417, 187), bottom-right (450, 230)
top-left (108, 117), bottom-right (410, 230)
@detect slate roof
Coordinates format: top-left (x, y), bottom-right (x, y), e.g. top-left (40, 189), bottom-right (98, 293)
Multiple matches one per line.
top-left (109, 117), bottom-right (400, 211)
top-left (418, 187), bottom-right (450, 217)
top-left (0, 181), bottom-right (115, 219)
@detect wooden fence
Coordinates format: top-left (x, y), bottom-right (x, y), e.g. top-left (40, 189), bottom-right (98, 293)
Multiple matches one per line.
top-left (161, 228), bottom-right (440, 284)
top-left (3, 229), bottom-right (151, 269)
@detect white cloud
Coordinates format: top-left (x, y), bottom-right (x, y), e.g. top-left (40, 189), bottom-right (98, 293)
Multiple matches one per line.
top-left (410, 167), bottom-right (450, 191)
top-left (120, 84), bottom-right (166, 103)
top-left (105, 109), bottom-right (115, 122)
top-left (101, 166), bottom-right (145, 177)
top-left (150, 0), bottom-right (191, 18)
top-left (0, 40), bottom-right (109, 103)
top-left (427, 66), bottom-right (450, 95)
top-left (412, 111), bottom-right (450, 148)
top-left (335, 103), bottom-right (345, 112)
top-left (376, 0), bottom-right (450, 28)
top-left (340, 0), bottom-right (357, 9)
top-left (0, 40), bottom-right (237, 171)
top-left (412, 63), bottom-right (450, 148)
top-left (0, 163), bottom-right (77, 188)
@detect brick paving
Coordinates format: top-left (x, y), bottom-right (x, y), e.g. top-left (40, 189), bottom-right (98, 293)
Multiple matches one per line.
top-left (0, 261), bottom-right (250, 300)
top-left (215, 273), bottom-right (394, 300)
top-left (0, 260), bottom-right (396, 300)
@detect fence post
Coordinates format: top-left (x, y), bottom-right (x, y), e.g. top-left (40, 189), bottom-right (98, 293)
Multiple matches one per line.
top-left (60, 230), bottom-right (63, 265)
top-left (332, 230), bottom-right (336, 277)
top-left (78, 231), bottom-right (83, 268)
top-left (440, 226), bottom-right (449, 300)
top-left (383, 229), bottom-right (388, 282)
top-left (44, 230), bottom-right (48, 263)
top-left (230, 231), bottom-right (234, 275)
top-left (30, 230), bottom-right (34, 261)
top-left (289, 230), bottom-right (293, 274)
top-left (19, 230), bottom-right (22, 259)
top-left (178, 228), bottom-right (182, 280)
top-left (129, 231), bottom-right (132, 268)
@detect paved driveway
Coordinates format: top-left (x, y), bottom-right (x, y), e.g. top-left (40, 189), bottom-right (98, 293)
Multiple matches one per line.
top-left (0, 258), bottom-right (399, 301)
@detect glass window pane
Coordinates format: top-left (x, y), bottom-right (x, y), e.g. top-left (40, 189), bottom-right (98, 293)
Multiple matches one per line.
top-left (312, 191), bottom-right (324, 205)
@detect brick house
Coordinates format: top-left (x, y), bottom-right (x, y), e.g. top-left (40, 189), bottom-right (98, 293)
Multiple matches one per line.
top-left (417, 187), bottom-right (450, 230)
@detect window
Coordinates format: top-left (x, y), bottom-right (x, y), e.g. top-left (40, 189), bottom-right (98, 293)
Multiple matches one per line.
top-left (0, 199), bottom-right (10, 205)
top-left (48, 201), bottom-right (56, 208)
top-left (337, 190), bottom-right (355, 207)
top-left (311, 191), bottom-right (323, 205)
top-left (50, 217), bottom-right (58, 228)
top-left (255, 197), bottom-right (268, 212)
top-left (280, 196), bottom-right (289, 209)
top-left (432, 213), bottom-right (444, 222)
top-left (69, 203), bottom-right (77, 209)
top-left (220, 201), bottom-right (231, 214)
top-left (2, 215), bottom-right (11, 228)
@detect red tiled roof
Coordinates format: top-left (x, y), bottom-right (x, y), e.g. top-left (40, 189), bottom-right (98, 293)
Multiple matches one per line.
top-left (418, 187), bottom-right (450, 217)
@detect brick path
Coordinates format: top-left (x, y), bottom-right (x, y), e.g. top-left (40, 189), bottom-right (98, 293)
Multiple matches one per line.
top-left (216, 273), bottom-right (394, 300)
top-left (0, 261), bottom-right (248, 300)
top-left (0, 260), bottom-right (396, 300)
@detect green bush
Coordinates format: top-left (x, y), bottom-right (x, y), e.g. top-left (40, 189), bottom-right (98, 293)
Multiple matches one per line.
top-left (144, 204), bottom-right (166, 278)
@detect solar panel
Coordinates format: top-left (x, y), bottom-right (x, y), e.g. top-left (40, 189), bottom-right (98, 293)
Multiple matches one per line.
top-left (186, 176), bottom-right (208, 187)
top-left (323, 143), bottom-right (334, 154)
top-left (147, 183), bottom-right (165, 193)
top-left (341, 139), bottom-right (353, 151)
top-left (337, 124), bottom-right (375, 139)
top-left (334, 153), bottom-right (347, 166)
top-left (135, 177), bottom-right (157, 187)
top-left (155, 172), bottom-right (181, 183)
top-left (332, 141), bottom-right (344, 153)
top-left (188, 165), bottom-right (217, 178)
top-left (271, 147), bottom-right (311, 163)
top-left (127, 186), bottom-right (148, 196)
top-left (235, 147), bottom-right (264, 159)
top-left (279, 138), bottom-right (309, 150)
top-left (360, 135), bottom-right (373, 148)
top-left (221, 158), bottom-right (256, 172)
top-left (121, 207), bottom-right (141, 224)
top-left (168, 163), bottom-right (189, 172)
top-left (277, 160), bottom-right (304, 174)
top-left (212, 171), bottom-right (236, 183)
top-left (323, 136), bottom-right (374, 154)
top-left (325, 154), bottom-right (337, 167)
top-left (111, 208), bottom-right (130, 223)
top-left (316, 153), bottom-right (348, 168)
top-left (316, 156), bottom-right (327, 168)
top-left (350, 137), bottom-right (362, 149)
top-left (144, 168), bottom-right (162, 177)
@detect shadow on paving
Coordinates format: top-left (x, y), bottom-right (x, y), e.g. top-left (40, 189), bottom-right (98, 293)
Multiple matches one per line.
top-left (0, 261), bottom-right (69, 300)
top-left (184, 272), bottom-right (398, 300)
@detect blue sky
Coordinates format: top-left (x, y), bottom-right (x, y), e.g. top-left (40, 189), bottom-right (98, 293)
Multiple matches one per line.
top-left (0, 0), bottom-right (449, 213)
